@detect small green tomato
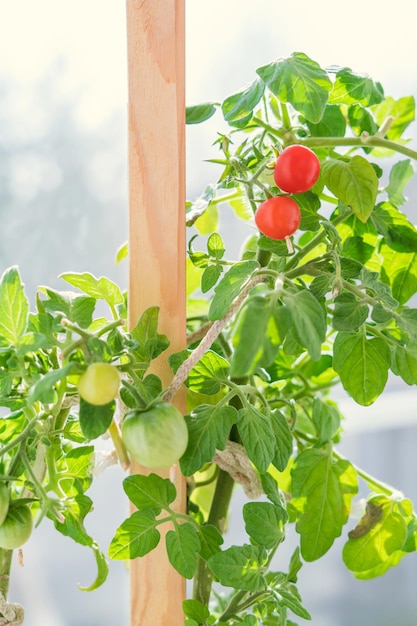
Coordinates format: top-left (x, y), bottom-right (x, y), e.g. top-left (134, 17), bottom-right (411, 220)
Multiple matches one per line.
top-left (77, 362), bottom-right (120, 406)
top-left (0, 503), bottom-right (33, 550)
top-left (122, 403), bottom-right (189, 468)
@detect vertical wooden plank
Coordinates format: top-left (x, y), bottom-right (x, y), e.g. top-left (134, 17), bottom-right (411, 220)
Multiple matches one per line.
top-left (125, 1), bottom-right (186, 625)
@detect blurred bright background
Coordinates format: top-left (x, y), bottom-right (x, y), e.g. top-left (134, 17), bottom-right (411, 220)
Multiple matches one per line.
top-left (0, 1), bottom-right (417, 624)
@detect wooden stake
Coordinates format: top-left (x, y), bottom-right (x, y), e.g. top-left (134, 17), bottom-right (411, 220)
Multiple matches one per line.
top-left (125, 1), bottom-right (186, 624)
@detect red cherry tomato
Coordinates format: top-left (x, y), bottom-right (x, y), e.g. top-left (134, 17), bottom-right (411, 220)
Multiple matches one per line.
top-left (273, 145), bottom-right (320, 194)
top-left (255, 196), bottom-right (301, 240)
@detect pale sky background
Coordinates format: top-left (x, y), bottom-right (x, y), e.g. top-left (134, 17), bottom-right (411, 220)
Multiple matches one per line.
top-left (0, 3), bottom-right (417, 624)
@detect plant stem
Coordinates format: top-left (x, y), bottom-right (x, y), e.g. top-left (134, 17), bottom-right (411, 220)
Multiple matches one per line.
top-left (301, 135), bottom-right (417, 161)
top-left (0, 549), bottom-right (12, 603)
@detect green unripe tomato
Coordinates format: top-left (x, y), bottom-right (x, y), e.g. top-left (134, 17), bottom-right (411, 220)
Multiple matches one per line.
top-left (0, 503), bottom-right (33, 550)
top-left (77, 362), bottom-right (120, 406)
top-left (0, 483), bottom-right (9, 527)
top-left (122, 403), bottom-right (189, 468)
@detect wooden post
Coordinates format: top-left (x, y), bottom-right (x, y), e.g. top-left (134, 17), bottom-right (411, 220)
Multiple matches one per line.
top-left (125, 1), bottom-right (186, 624)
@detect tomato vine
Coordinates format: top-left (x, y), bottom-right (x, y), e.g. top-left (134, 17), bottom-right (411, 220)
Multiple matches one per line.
top-left (1, 51), bottom-right (417, 624)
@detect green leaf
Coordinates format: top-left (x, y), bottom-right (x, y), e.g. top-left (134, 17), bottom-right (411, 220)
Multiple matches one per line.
top-left (186, 103), bottom-right (217, 124)
top-left (270, 409), bottom-right (293, 472)
top-left (53, 494), bottom-right (109, 591)
top-left (332, 292), bottom-right (369, 331)
top-left (197, 524), bottom-right (224, 561)
top-left (201, 265), bottom-right (223, 293)
top-left (166, 523), bottom-right (201, 578)
top-left (222, 78), bottom-right (265, 126)
top-left (59, 445), bottom-right (95, 497)
top-left (282, 290), bottom-right (326, 360)
top-left (329, 66), bottom-right (384, 106)
top-left (321, 156), bottom-right (378, 222)
top-left (180, 404), bottom-right (237, 476)
top-left (333, 331), bottom-right (390, 405)
top-left (292, 448), bottom-right (358, 561)
top-left (311, 398), bottom-right (341, 444)
top-left (306, 104), bottom-right (346, 137)
top-left (231, 297), bottom-right (274, 377)
top-left (243, 502), bottom-right (287, 548)
top-left (79, 398), bottom-right (115, 440)
top-left (131, 306), bottom-right (170, 362)
top-left (208, 544), bottom-right (267, 592)
top-left (42, 288), bottom-right (95, 328)
top-left (60, 272), bottom-right (124, 308)
top-left (297, 192), bottom-right (322, 232)
top-left (208, 260), bottom-right (259, 321)
top-left (347, 103), bottom-right (378, 137)
top-left (343, 497), bottom-right (408, 575)
top-left (385, 160), bottom-right (414, 208)
top-left (237, 406), bottom-right (275, 473)
top-left (379, 245), bottom-right (417, 305)
top-left (187, 350), bottom-right (230, 395)
top-left (16, 332), bottom-right (46, 356)
top-left (257, 52), bottom-right (332, 123)
top-left (0, 266), bottom-right (29, 346)
top-left (276, 587), bottom-right (312, 621)
top-left (186, 185), bottom-right (216, 230)
top-left (122, 473), bottom-right (176, 513)
top-left (183, 599), bottom-right (210, 623)
top-left (391, 344), bottom-right (417, 385)
top-left (108, 509), bottom-right (160, 559)
top-left (371, 95), bottom-right (415, 140)
top-left (371, 202), bottom-right (417, 252)
top-left (28, 362), bottom-right (75, 404)
top-left (207, 232), bottom-right (225, 260)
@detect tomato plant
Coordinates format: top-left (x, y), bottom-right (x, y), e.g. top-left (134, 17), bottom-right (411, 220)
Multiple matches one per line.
top-left (0, 504), bottom-right (33, 550)
top-left (1, 50), bottom-right (417, 626)
top-left (121, 403), bottom-right (188, 468)
top-left (254, 195), bottom-right (301, 240)
top-left (77, 362), bottom-right (120, 406)
top-left (273, 144), bottom-right (320, 193)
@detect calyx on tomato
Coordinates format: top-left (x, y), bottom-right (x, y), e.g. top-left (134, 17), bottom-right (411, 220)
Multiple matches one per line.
top-left (254, 196), bottom-right (301, 240)
top-left (273, 144), bottom-right (320, 194)
top-left (121, 402), bottom-right (189, 469)
top-left (0, 502), bottom-right (33, 550)
top-left (77, 362), bottom-right (120, 406)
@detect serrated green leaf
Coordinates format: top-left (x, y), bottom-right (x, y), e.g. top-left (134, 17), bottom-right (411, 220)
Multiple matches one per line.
top-left (292, 448), bottom-right (358, 561)
top-left (131, 306), bottom-right (170, 362)
top-left (122, 473), bottom-right (176, 513)
top-left (60, 272), bottom-right (124, 308)
top-left (207, 232), bottom-right (225, 259)
top-left (79, 398), bottom-right (115, 440)
top-left (282, 290), bottom-right (326, 360)
top-left (343, 497), bottom-right (408, 574)
top-left (332, 292), bottom-right (369, 331)
top-left (222, 78), bottom-right (264, 126)
top-left (311, 398), bottom-right (341, 444)
top-left (0, 266), bottom-right (29, 345)
top-left (59, 445), bottom-right (95, 497)
top-left (53, 494), bottom-right (108, 591)
top-left (270, 409), bottom-right (293, 472)
top-left (42, 288), bottom-right (95, 328)
top-left (182, 599), bottom-right (210, 622)
top-left (257, 52), bottom-right (331, 123)
top-left (385, 160), bottom-right (414, 208)
top-left (208, 261), bottom-right (259, 321)
top-left (347, 103), bottom-right (378, 137)
top-left (333, 331), bottom-right (390, 405)
top-left (208, 544), bottom-right (267, 591)
top-left (329, 67), bottom-right (384, 106)
top-left (166, 523), bottom-right (200, 578)
top-left (321, 156), bottom-right (378, 222)
top-left (371, 95), bottom-right (415, 140)
top-left (28, 362), bottom-right (75, 404)
top-left (231, 297), bottom-right (273, 377)
top-left (243, 502), bottom-right (287, 548)
top-left (237, 406), bottom-right (275, 473)
top-left (108, 509), bottom-right (160, 559)
top-left (306, 104), bottom-right (346, 137)
top-left (186, 103), bottom-right (217, 124)
top-left (371, 202), bottom-right (417, 251)
top-left (180, 404), bottom-right (236, 476)
top-left (379, 246), bottom-right (417, 304)
top-left (187, 350), bottom-right (230, 395)
top-left (16, 331), bottom-right (46, 356)
top-left (198, 524), bottom-right (223, 561)
top-left (297, 192), bottom-right (322, 232)
top-left (391, 344), bottom-right (417, 385)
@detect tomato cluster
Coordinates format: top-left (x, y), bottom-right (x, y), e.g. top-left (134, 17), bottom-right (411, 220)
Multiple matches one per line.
top-left (255, 145), bottom-right (320, 241)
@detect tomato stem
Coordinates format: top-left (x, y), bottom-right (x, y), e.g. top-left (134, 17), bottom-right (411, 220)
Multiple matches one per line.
top-left (108, 420), bottom-right (130, 470)
top-left (0, 548), bottom-right (13, 606)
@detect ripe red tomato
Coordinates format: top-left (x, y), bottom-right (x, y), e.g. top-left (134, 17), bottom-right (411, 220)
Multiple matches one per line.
top-left (121, 403), bottom-right (188, 468)
top-left (255, 196), bottom-right (301, 240)
top-left (273, 145), bottom-right (320, 194)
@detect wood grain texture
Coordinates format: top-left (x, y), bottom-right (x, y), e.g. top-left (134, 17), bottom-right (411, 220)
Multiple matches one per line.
top-left (126, 1), bottom-right (186, 624)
